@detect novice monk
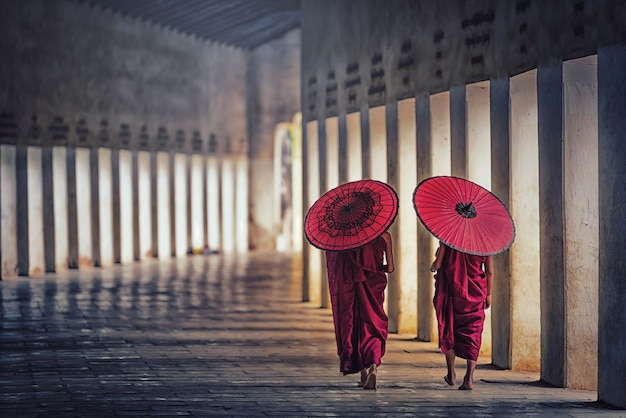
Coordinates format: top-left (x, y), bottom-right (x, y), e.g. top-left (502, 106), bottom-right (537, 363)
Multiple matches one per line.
top-left (325, 231), bottom-right (395, 390)
top-left (431, 241), bottom-right (493, 390)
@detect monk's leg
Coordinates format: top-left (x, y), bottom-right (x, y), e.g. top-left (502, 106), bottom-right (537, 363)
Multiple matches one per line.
top-left (444, 349), bottom-right (456, 385)
top-left (459, 359), bottom-right (476, 390)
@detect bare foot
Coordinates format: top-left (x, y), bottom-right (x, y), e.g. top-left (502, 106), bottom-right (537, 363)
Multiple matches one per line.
top-left (444, 374), bottom-right (455, 386)
top-left (363, 364), bottom-right (377, 390)
top-left (358, 369), bottom-right (367, 387)
top-left (458, 380), bottom-right (473, 390)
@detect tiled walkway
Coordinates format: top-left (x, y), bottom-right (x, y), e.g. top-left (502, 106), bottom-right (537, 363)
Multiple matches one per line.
top-left (0, 252), bottom-right (623, 417)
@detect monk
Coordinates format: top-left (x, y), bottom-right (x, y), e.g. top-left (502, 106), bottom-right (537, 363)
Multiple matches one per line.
top-left (431, 241), bottom-right (493, 390)
top-left (325, 231), bottom-right (394, 390)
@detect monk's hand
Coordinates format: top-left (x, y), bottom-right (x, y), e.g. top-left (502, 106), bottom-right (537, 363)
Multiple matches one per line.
top-left (485, 295), bottom-right (492, 309)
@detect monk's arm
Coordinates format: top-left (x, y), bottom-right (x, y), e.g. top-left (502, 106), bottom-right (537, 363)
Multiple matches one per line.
top-left (430, 242), bottom-right (446, 272)
top-left (484, 256), bottom-right (494, 308)
top-left (382, 232), bottom-right (395, 273)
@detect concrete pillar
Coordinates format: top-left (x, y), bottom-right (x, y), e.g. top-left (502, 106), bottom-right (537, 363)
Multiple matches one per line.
top-left (76, 148), bottom-right (93, 268)
top-left (150, 151), bottom-right (158, 258)
top-left (16, 145), bottom-right (29, 275)
top-left (509, 69), bottom-right (541, 371)
top-left (207, 155), bottom-right (221, 251)
top-left (191, 154), bottom-right (205, 252)
top-left (156, 151), bottom-right (171, 259)
top-left (169, 152), bottom-right (177, 257)
top-left (42, 146), bottom-right (55, 273)
top-left (368, 106), bottom-right (387, 182)
top-left (1, 145), bottom-right (18, 277)
top-left (131, 150), bottom-right (140, 262)
top-left (346, 112), bottom-right (362, 182)
top-left (326, 116), bottom-right (339, 191)
top-left (338, 113), bottom-right (348, 184)
top-left (27, 146), bottom-right (45, 276)
top-left (305, 120), bottom-right (322, 306)
top-left (235, 154), bottom-right (248, 253)
top-left (396, 99), bottom-right (418, 335)
top-left (360, 106), bottom-right (370, 179)
top-left (317, 119), bottom-right (329, 309)
top-left (385, 103), bottom-right (400, 334)
top-left (490, 77), bottom-right (512, 368)
top-left (301, 119), bottom-right (310, 302)
top-left (186, 154), bottom-right (192, 254)
top-left (111, 148), bottom-right (121, 264)
top-left (119, 149), bottom-right (133, 264)
top-left (450, 85), bottom-right (467, 179)
top-left (221, 157), bottom-right (236, 253)
top-left (598, 45), bottom-right (626, 409)
top-left (466, 81), bottom-right (492, 357)
top-left (52, 147), bottom-right (68, 271)
top-left (98, 148), bottom-right (114, 266)
top-left (291, 113), bottom-right (303, 254)
top-left (66, 147), bottom-right (79, 269)
top-left (175, 153), bottom-right (188, 256)
top-left (90, 147), bottom-right (101, 267)
top-left (415, 93), bottom-right (432, 341)
top-left (137, 151), bottom-right (151, 260)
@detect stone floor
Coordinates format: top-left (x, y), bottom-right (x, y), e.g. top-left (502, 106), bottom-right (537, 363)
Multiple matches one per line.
top-left (0, 252), bottom-right (623, 417)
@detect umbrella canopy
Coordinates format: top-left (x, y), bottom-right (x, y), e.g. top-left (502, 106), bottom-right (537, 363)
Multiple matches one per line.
top-left (413, 176), bottom-right (515, 256)
top-left (305, 179), bottom-right (398, 251)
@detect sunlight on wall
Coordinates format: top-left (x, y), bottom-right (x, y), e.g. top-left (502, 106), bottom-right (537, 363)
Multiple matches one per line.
top-left (207, 156), bottom-right (220, 251)
top-left (75, 148), bottom-right (92, 267)
top-left (98, 148), bottom-right (113, 266)
top-left (175, 153), bottom-right (188, 257)
top-left (346, 112), bottom-right (362, 182)
top-left (52, 147), bottom-right (68, 271)
top-left (1, 145), bottom-right (18, 277)
top-left (27, 147), bottom-right (44, 275)
top-left (137, 151), bottom-right (151, 260)
top-left (221, 158), bottom-right (235, 252)
top-left (190, 154), bottom-right (204, 252)
top-left (119, 150), bottom-right (133, 264)
top-left (291, 113), bottom-right (303, 253)
top-left (369, 106), bottom-right (387, 182)
top-left (156, 152), bottom-right (171, 259)
top-left (510, 69), bottom-right (541, 371)
top-left (397, 98), bottom-right (418, 334)
top-left (306, 120), bottom-right (322, 306)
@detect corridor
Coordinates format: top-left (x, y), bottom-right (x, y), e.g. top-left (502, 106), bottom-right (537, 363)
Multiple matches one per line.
top-left (0, 253), bottom-right (620, 417)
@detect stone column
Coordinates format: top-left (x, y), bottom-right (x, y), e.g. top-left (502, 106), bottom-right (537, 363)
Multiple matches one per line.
top-left (450, 85), bottom-right (467, 179)
top-left (368, 106), bottom-right (387, 182)
top-left (119, 149), bottom-right (133, 264)
top-left (385, 101), bottom-right (401, 334)
top-left (346, 112), bottom-right (362, 182)
top-left (111, 147), bottom-right (121, 264)
top-left (1, 145), bottom-right (19, 278)
top-left (326, 116), bottom-right (339, 191)
top-left (337, 113), bottom-right (348, 184)
top-left (235, 153), bottom-right (249, 253)
top-left (42, 145), bottom-right (55, 272)
top-left (317, 118), bottom-right (329, 309)
top-left (207, 154), bottom-right (221, 252)
top-left (509, 69), bottom-right (541, 371)
top-left (490, 77), bottom-right (512, 369)
top-left (598, 45), bottom-right (626, 409)
top-left (169, 152), bottom-right (176, 257)
top-left (76, 148), bottom-right (93, 268)
top-left (27, 146), bottom-right (45, 276)
top-left (397, 98), bottom-right (418, 335)
top-left (415, 93), bottom-right (432, 341)
top-left (301, 120), bottom-right (310, 302)
top-left (132, 150), bottom-right (140, 261)
top-left (98, 148), bottom-right (113, 267)
top-left (89, 146), bottom-right (102, 267)
top-left (186, 154), bottom-right (192, 253)
top-left (66, 147), bottom-right (79, 269)
top-left (150, 151), bottom-right (159, 258)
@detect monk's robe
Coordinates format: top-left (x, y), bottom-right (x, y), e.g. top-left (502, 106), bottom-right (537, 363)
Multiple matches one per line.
top-left (433, 245), bottom-right (487, 361)
top-left (325, 236), bottom-right (388, 375)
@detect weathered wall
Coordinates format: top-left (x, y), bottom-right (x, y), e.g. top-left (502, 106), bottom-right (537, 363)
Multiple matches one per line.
top-left (0, 0), bottom-right (246, 156)
top-left (247, 29), bottom-right (301, 250)
top-left (301, 0), bottom-right (626, 122)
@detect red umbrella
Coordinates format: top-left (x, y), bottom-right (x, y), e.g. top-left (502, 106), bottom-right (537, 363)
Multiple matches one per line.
top-left (305, 180), bottom-right (398, 251)
top-left (413, 176), bottom-right (515, 256)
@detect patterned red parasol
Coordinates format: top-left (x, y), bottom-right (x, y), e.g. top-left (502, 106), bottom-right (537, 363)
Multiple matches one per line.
top-left (413, 176), bottom-right (515, 256)
top-left (305, 180), bottom-right (398, 251)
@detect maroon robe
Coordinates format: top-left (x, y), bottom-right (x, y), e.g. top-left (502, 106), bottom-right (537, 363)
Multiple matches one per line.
top-left (433, 245), bottom-right (487, 361)
top-left (325, 236), bottom-right (388, 375)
